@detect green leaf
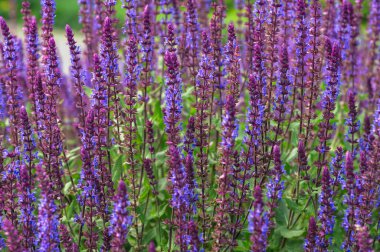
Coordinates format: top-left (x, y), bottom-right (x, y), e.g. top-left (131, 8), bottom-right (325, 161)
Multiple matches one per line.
top-left (275, 201), bottom-right (288, 226)
top-left (284, 198), bottom-right (303, 212)
top-left (286, 148), bottom-right (298, 163)
top-left (279, 227), bottom-right (305, 239)
top-left (112, 155), bottom-right (123, 182)
top-left (64, 181), bottom-right (73, 194)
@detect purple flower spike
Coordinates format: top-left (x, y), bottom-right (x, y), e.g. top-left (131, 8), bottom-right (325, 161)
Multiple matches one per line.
top-left (0, 17), bottom-right (21, 146)
top-left (225, 23), bottom-right (240, 103)
top-left (60, 224), bottom-right (79, 252)
top-left (317, 167), bottom-right (335, 250)
top-left (356, 225), bottom-right (374, 252)
top-left (36, 164), bottom-right (60, 252)
top-left (164, 51), bottom-right (182, 146)
top-left (40, 0), bottom-right (56, 62)
top-left (2, 219), bottom-right (23, 251)
top-left (148, 241), bottom-right (156, 252)
top-left (316, 39), bottom-right (341, 178)
top-left (18, 163), bottom-right (36, 249)
top-left (304, 216), bottom-right (317, 252)
top-left (40, 36), bottom-right (64, 198)
top-left (78, 0), bottom-right (96, 67)
top-left (110, 180), bottom-right (132, 251)
top-left (267, 145), bottom-right (284, 223)
top-left (342, 152), bottom-right (356, 250)
top-left (249, 186), bottom-right (269, 252)
top-left (345, 90), bottom-right (359, 155)
top-left (66, 24), bottom-right (87, 129)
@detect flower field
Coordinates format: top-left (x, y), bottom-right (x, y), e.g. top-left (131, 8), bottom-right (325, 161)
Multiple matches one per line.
top-left (0, 0), bottom-right (379, 251)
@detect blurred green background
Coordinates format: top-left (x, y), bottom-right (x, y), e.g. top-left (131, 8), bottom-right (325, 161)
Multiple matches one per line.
top-left (0, 0), bottom-right (238, 31)
top-left (0, 0), bottom-right (370, 32)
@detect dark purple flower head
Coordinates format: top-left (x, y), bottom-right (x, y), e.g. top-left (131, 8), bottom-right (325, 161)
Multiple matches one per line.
top-left (166, 23), bottom-right (177, 53)
top-left (60, 224), bottom-right (78, 252)
top-left (274, 44), bottom-right (291, 122)
top-left (144, 159), bottom-right (157, 195)
top-left (224, 23), bottom-right (241, 103)
top-left (298, 140), bottom-right (308, 173)
top-left (304, 216), bottom-right (317, 252)
top-left (148, 241), bottom-right (156, 252)
top-left (2, 219), bottom-right (22, 251)
top-left (356, 225), bottom-right (374, 252)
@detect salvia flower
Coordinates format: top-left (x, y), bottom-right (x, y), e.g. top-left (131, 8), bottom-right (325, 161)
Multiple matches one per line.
top-left (305, 0), bottom-right (322, 142)
top-left (249, 186), bottom-right (269, 252)
top-left (224, 23), bottom-right (241, 103)
top-left (110, 180), bottom-right (132, 251)
top-left (78, 0), bottom-right (96, 67)
top-left (168, 145), bottom-right (198, 251)
top-left (267, 145), bottom-right (285, 222)
top-left (0, 17), bottom-right (21, 146)
top-left (36, 164), bottom-right (60, 252)
top-left (294, 0), bottom-right (310, 135)
top-left (100, 16), bottom-right (122, 149)
top-left (2, 219), bottom-right (22, 251)
top-left (60, 224), bottom-right (79, 252)
top-left (66, 24), bottom-right (88, 129)
top-left (342, 151), bottom-right (356, 250)
top-left (122, 0), bottom-right (137, 38)
top-left (41, 37), bottom-right (64, 198)
top-left (304, 216), bottom-right (317, 252)
top-left (195, 31), bottom-right (213, 236)
top-left (18, 164), bottom-right (37, 250)
top-left (273, 45), bottom-right (291, 141)
top-left (330, 146), bottom-right (344, 196)
top-left (355, 225), bottom-right (374, 252)
top-left (164, 50), bottom-right (182, 146)
top-left (124, 36), bottom-right (140, 220)
top-left (24, 17), bottom-right (42, 131)
top-left (317, 166), bottom-right (335, 250)
top-left (40, 0), bottom-right (56, 63)
top-left (315, 39), bottom-right (341, 175)
top-left (186, 0), bottom-right (200, 91)
top-left (345, 90), bottom-right (360, 155)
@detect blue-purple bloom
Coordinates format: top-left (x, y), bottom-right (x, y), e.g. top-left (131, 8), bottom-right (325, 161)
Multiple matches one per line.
top-left (317, 167), bottom-right (335, 250)
top-left (164, 51), bottom-right (182, 146)
top-left (110, 180), bottom-right (132, 251)
top-left (36, 164), bottom-right (60, 252)
top-left (249, 186), bottom-right (269, 252)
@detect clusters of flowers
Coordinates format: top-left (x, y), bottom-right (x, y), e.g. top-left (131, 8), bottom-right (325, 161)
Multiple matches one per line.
top-left (0, 0), bottom-right (379, 251)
